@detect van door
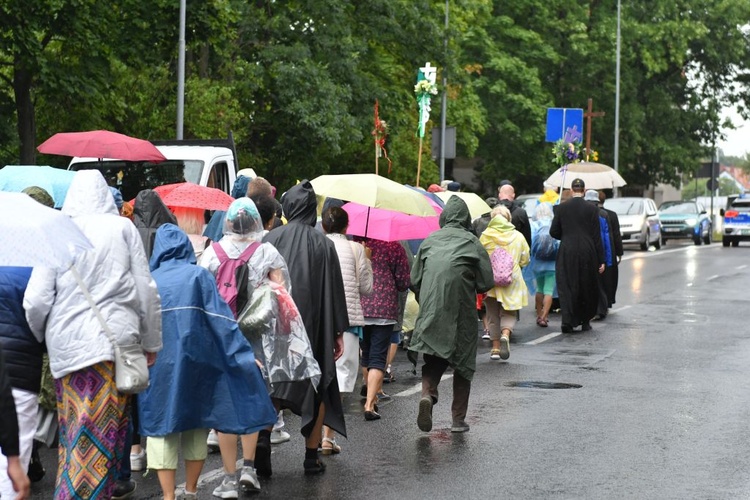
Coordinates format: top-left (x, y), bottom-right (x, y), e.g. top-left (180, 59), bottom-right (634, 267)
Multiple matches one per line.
top-left (205, 161), bottom-right (230, 193)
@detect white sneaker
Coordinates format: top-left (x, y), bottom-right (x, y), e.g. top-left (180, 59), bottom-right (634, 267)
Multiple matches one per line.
top-left (212, 477), bottom-right (238, 499)
top-left (270, 429), bottom-right (290, 445)
top-left (207, 429), bottom-right (220, 452)
top-left (481, 330), bottom-right (491, 341)
top-left (239, 466), bottom-right (261, 492)
top-left (129, 450), bottom-right (146, 472)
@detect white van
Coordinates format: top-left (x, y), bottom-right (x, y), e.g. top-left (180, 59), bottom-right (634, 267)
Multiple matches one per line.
top-left (68, 137), bottom-right (238, 201)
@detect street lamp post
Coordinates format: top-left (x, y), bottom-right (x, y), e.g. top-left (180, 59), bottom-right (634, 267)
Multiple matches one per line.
top-left (439, 0), bottom-right (449, 183)
top-left (176, 0), bottom-right (186, 140)
top-left (613, 0), bottom-right (621, 197)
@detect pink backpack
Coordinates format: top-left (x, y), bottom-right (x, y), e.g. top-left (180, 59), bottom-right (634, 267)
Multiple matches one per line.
top-left (212, 241), bottom-right (260, 318)
top-left (490, 246), bottom-right (514, 287)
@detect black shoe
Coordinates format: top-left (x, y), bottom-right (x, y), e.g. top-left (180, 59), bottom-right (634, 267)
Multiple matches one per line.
top-left (581, 322), bottom-right (592, 331)
top-left (27, 445), bottom-right (45, 483)
top-left (255, 440), bottom-right (272, 478)
top-left (112, 479), bottom-right (136, 500)
top-left (364, 410), bottom-right (381, 421)
top-left (303, 458), bottom-right (327, 475)
top-left (561, 324), bottom-right (573, 334)
top-left (359, 385), bottom-right (367, 398)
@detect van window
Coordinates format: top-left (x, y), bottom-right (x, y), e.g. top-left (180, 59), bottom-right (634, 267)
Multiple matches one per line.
top-left (70, 160), bottom-right (203, 200)
top-left (206, 162), bottom-right (230, 193)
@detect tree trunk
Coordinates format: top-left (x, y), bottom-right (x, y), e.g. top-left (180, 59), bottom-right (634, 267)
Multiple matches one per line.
top-left (13, 65), bottom-right (36, 165)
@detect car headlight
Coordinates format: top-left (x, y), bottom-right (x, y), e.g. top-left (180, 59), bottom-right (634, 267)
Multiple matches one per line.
top-left (684, 218), bottom-right (697, 226)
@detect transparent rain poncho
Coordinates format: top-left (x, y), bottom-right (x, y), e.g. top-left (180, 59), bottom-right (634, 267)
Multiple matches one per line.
top-left (227, 198), bottom-right (321, 388)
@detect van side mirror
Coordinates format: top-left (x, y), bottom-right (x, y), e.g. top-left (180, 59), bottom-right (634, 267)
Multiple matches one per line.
top-left (646, 209), bottom-right (657, 217)
top-left (700, 209), bottom-right (707, 214)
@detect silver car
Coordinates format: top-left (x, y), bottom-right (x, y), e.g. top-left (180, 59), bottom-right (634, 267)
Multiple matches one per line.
top-left (604, 197), bottom-right (662, 250)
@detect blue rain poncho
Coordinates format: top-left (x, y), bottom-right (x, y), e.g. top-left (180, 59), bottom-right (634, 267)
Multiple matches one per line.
top-left (138, 223), bottom-right (277, 436)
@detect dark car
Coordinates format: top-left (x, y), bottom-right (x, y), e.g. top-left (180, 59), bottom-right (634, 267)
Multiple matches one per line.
top-left (658, 200), bottom-right (712, 245)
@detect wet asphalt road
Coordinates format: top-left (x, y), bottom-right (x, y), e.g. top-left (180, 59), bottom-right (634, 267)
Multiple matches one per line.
top-left (30, 240), bottom-right (750, 499)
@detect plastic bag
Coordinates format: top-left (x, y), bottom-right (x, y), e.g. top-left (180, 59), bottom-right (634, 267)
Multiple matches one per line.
top-left (238, 281), bottom-right (321, 388)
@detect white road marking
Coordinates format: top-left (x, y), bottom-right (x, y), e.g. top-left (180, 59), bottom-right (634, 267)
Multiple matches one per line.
top-left (620, 244), bottom-right (720, 261)
top-left (737, 265), bottom-right (747, 270)
top-left (707, 274), bottom-right (720, 281)
top-left (525, 332), bottom-right (562, 345)
top-left (394, 373), bottom-right (452, 397)
top-left (610, 305), bottom-right (632, 314)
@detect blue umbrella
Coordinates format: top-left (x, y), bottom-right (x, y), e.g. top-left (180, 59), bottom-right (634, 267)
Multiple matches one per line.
top-left (0, 165), bottom-right (76, 208)
top-left (404, 184), bottom-right (445, 208)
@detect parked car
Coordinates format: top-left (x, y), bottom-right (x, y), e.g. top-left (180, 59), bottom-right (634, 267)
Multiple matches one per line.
top-left (658, 200), bottom-right (712, 245)
top-left (515, 193), bottom-right (543, 218)
top-left (720, 195), bottom-right (750, 247)
top-left (603, 197), bottom-right (662, 251)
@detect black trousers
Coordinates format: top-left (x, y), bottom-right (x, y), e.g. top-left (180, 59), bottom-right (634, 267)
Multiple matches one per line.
top-left (421, 354), bottom-right (471, 424)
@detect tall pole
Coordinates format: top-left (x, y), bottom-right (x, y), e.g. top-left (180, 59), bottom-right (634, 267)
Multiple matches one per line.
top-left (613, 0), bottom-right (621, 197)
top-left (439, 0), bottom-right (449, 183)
top-left (176, 0), bottom-right (186, 140)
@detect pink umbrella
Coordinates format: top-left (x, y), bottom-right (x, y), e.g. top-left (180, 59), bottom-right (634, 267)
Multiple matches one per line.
top-left (38, 130), bottom-right (167, 162)
top-left (342, 201), bottom-right (441, 242)
top-left (154, 182), bottom-right (233, 211)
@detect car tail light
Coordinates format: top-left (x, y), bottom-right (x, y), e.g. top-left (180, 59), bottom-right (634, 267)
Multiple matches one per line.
top-left (725, 210), bottom-right (739, 218)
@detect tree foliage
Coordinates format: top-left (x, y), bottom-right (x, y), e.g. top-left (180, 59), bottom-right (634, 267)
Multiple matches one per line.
top-left (1, 0), bottom-right (749, 195)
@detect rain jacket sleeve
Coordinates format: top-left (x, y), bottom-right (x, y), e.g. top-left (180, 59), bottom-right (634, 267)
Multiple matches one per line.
top-left (23, 267), bottom-right (56, 343)
top-left (126, 223), bottom-right (162, 352)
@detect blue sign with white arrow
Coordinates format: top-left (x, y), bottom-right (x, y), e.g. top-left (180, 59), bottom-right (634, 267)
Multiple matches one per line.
top-left (546, 108), bottom-right (584, 143)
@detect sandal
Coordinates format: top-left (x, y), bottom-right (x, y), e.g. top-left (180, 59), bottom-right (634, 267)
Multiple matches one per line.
top-left (490, 349), bottom-right (501, 360)
top-left (536, 317), bottom-right (548, 327)
top-left (320, 437), bottom-right (341, 455)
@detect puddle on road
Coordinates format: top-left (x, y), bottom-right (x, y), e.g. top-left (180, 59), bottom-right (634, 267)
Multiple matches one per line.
top-left (505, 381), bottom-right (582, 390)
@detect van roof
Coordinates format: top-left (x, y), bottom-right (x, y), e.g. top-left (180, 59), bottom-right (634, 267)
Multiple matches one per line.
top-left (68, 144), bottom-right (233, 165)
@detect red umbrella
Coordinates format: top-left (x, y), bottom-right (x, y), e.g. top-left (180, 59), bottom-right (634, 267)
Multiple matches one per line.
top-left (37, 130), bottom-right (167, 162)
top-left (154, 182), bottom-right (233, 211)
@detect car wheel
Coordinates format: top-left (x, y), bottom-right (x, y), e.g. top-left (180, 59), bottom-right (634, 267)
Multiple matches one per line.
top-left (732, 240), bottom-right (740, 247)
top-left (693, 235), bottom-right (702, 246)
top-left (703, 227), bottom-right (711, 245)
top-left (723, 237), bottom-right (730, 247)
top-left (654, 234), bottom-right (661, 250)
top-left (662, 238), bottom-right (668, 245)
top-left (640, 230), bottom-right (650, 251)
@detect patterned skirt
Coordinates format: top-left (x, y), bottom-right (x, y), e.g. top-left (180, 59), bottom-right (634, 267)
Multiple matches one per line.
top-left (54, 361), bottom-right (128, 499)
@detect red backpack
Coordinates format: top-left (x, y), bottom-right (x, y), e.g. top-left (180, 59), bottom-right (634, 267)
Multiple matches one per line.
top-left (212, 241), bottom-right (261, 318)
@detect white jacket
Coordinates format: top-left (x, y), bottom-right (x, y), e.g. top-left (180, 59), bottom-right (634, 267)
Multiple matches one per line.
top-left (24, 171), bottom-right (162, 379)
top-left (326, 234), bottom-right (372, 326)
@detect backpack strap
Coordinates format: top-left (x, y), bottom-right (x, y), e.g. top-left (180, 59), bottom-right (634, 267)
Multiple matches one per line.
top-left (212, 242), bottom-right (229, 263)
top-left (237, 241), bottom-right (261, 264)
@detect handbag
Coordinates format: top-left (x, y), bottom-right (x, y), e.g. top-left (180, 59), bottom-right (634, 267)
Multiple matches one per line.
top-left (71, 266), bottom-right (150, 394)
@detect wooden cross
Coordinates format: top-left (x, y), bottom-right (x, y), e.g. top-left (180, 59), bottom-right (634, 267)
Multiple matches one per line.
top-left (584, 98), bottom-right (605, 160)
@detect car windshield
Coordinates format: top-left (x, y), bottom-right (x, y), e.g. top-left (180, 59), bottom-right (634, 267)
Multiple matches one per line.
top-left (659, 202), bottom-right (698, 214)
top-left (604, 199), bottom-right (643, 215)
top-left (69, 160), bottom-right (203, 200)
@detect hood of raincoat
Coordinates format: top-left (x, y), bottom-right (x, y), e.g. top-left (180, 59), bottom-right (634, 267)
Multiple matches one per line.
top-left (224, 197), bottom-right (264, 240)
top-left (62, 170), bottom-right (118, 217)
top-left (482, 214), bottom-right (519, 245)
top-left (133, 189), bottom-right (178, 258)
top-left (439, 196), bottom-right (471, 231)
top-left (281, 180), bottom-right (317, 226)
top-left (150, 223), bottom-right (197, 271)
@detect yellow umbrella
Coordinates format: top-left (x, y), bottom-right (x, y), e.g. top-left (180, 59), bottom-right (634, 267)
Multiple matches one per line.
top-left (435, 191), bottom-right (492, 219)
top-left (309, 174), bottom-right (435, 216)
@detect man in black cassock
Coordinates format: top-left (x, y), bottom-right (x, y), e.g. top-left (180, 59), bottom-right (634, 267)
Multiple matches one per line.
top-left (263, 180), bottom-right (349, 475)
top-left (550, 178), bottom-right (605, 333)
top-left (598, 190), bottom-right (623, 316)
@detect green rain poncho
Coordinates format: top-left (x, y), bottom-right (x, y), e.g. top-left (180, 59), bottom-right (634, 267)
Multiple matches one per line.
top-left (409, 197), bottom-right (494, 380)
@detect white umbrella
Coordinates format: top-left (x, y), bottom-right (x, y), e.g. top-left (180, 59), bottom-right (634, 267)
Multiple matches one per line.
top-left (0, 192), bottom-right (92, 267)
top-left (545, 162), bottom-right (627, 190)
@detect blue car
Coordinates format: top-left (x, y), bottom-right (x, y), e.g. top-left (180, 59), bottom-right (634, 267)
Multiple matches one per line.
top-left (658, 200), bottom-right (712, 245)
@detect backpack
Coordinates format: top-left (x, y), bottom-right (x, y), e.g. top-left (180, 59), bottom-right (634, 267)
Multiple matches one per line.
top-left (533, 224), bottom-right (559, 261)
top-left (490, 246), bottom-right (514, 287)
top-left (212, 241), bottom-right (261, 318)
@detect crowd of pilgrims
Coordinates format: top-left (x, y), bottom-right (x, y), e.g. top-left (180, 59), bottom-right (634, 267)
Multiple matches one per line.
top-left (0, 171), bottom-right (621, 499)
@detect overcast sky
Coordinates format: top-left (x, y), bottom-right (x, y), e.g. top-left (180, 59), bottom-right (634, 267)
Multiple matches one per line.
top-left (719, 107), bottom-right (748, 158)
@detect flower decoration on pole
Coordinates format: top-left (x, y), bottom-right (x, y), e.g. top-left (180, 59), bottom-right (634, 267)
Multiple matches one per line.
top-left (372, 100), bottom-right (392, 175)
top-left (414, 62), bottom-right (438, 187)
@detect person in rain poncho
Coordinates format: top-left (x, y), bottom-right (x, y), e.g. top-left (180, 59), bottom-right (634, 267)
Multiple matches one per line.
top-left (409, 196), bottom-right (494, 433)
top-left (198, 197), bottom-right (290, 492)
top-left (549, 178), bottom-right (605, 333)
top-left (133, 189), bottom-right (178, 258)
top-left (529, 202), bottom-right (559, 328)
top-left (141, 223), bottom-right (276, 499)
top-left (23, 170), bottom-right (162, 499)
top-left (263, 180), bottom-right (349, 475)
top-left (480, 205), bottom-right (530, 361)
